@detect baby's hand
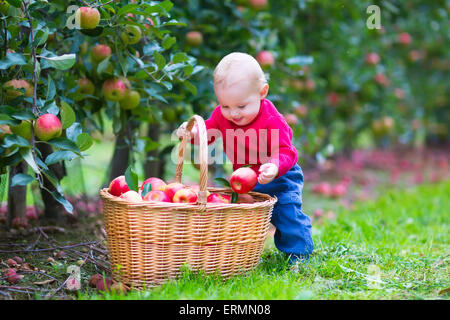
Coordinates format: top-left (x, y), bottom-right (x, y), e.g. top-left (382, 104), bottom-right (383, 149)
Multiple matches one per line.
top-left (258, 163), bottom-right (278, 185)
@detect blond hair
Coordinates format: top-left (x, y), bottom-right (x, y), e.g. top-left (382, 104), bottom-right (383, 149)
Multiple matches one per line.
top-left (213, 52), bottom-right (267, 92)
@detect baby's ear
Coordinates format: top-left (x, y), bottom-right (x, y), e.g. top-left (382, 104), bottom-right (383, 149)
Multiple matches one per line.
top-left (259, 83), bottom-right (269, 99)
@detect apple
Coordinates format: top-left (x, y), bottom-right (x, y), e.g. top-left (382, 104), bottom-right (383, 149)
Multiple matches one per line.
top-left (119, 90), bottom-right (140, 110)
top-left (284, 113), bottom-right (298, 125)
top-left (102, 78), bottom-right (128, 101)
top-left (408, 50), bottom-right (421, 62)
top-left (108, 175), bottom-right (130, 197)
top-left (249, 0), bottom-right (268, 10)
top-left (365, 52), bottom-right (380, 65)
top-left (75, 7), bottom-right (100, 29)
top-left (374, 73), bottom-right (390, 87)
top-left (398, 32), bottom-right (412, 45)
top-left (12, 217), bottom-right (28, 229)
top-left (0, 1), bottom-right (9, 15)
top-left (327, 92), bottom-right (340, 107)
top-left (256, 51), bottom-right (274, 68)
top-left (207, 193), bottom-right (231, 204)
top-left (96, 277), bottom-right (113, 291)
top-left (294, 104), bottom-right (307, 117)
top-left (121, 25), bottom-right (142, 45)
top-left (144, 17), bottom-right (154, 31)
top-left (312, 182), bottom-right (331, 195)
top-left (330, 183), bottom-right (347, 198)
top-left (91, 44), bottom-right (111, 63)
top-left (0, 124), bottom-right (11, 142)
top-left (394, 88), bottom-right (405, 99)
top-left (4, 79), bottom-right (33, 100)
top-left (304, 79), bottom-right (316, 92)
top-left (186, 31), bottom-right (203, 46)
top-left (173, 188), bottom-right (198, 203)
top-left (77, 78), bottom-right (95, 95)
top-left (237, 194), bottom-right (255, 204)
top-left (313, 209), bottom-right (324, 218)
top-left (34, 113), bottom-right (62, 141)
top-left (26, 206), bottom-right (38, 221)
top-left (119, 190), bottom-right (143, 202)
top-left (230, 167), bottom-right (258, 194)
top-left (10, 120), bottom-right (32, 140)
top-left (140, 177), bottom-right (166, 192)
top-left (3, 268), bottom-right (22, 284)
top-left (143, 190), bottom-right (171, 203)
top-left (163, 182), bottom-right (185, 201)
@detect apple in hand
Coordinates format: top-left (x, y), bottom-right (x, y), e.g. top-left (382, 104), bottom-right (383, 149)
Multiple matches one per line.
top-left (230, 167), bottom-right (258, 194)
top-left (34, 113), bottom-right (62, 141)
top-left (207, 193), bottom-right (231, 204)
top-left (75, 7), bottom-right (100, 29)
top-left (119, 190), bottom-right (143, 202)
top-left (164, 182), bottom-right (185, 201)
top-left (140, 177), bottom-right (166, 192)
top-left (91, 44), bottom-right (111, 63)
top-left (119, 90), bottom-right (140, 110)
top-left (143, 190), bottom-right (171, 202)
top-left (108, 175), bottom-right (130, 197)
top-left (172, 188), bottom-right (198, 203)
top-left (102, 78), bottom-right (128, 101)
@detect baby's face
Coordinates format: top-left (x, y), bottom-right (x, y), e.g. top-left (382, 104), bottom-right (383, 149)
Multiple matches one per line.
top-left (215, 80), bottom-right (266, 126)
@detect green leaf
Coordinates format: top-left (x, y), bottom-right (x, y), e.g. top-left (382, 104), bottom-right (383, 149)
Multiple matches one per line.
top-left (153, 52), bottom-right (166, 70)
top-left (172, 52), bottom-right (189, 64)
top-left (2, 134), bottom-right (30, 148)
top-left (6, 0), bottom-right (22, 8)
top-left (11, 173), bottom-right (35, 187)
top-left (0, 52), bottom-right (27, 70)
top-left (45, 150), bottom-right (77, 165)
top-left (46, 75), bottom-right (56, 101)
top-left (19, 148), bottom-right (39, 174)
top-left (124, 166), bottom-right (138, 192)
top-left (49, 190), bottom-right (73, 214)
top-left (97, 56), bottom-right (111, 75)
top-left (60, 101), bottom-right (76, 130)
top-left (214, 177), bottom-right (231, 188)
top-left (41, 54), bottom-right (76, 70)
top-left (76, 133), bottom-right (93, 151)
top-left (117, 3), bottom-right (139, 17)
top-left (142, 183), bottom-right (152, 198)
top-left (183, 81), bottom-right (197, 96)
top-left (162, 36), bottom-right (176, 50)
top-left (231, 192), bottom-right (238, 204)
top-left (47, 137), bottom-right (81, 155)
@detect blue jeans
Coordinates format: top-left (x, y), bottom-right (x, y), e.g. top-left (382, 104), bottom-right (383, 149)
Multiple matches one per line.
top-left (253, 164), bottom-right (314, 258)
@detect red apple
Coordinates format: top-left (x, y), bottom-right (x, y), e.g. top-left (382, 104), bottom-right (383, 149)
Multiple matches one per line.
top-left (284, 113), bottom-right (298, 125)
top-left (237, 194), bottom-right (255, 204)
top-left (89, 273), bottom-right (103, 288)
top-left (304, 79), bottom-right (316, 92)
top-left (4, 79), bottom-right (33, 100)
top-left (119, 190), bottom-right (143, 202)
top-left (230, 167), bottom-right (258, 194)
top-left (12, 217), bottom-right (28, 229)
top-left (365, 52), bottom-right (380, 65)
top-left (312, 182), bottom-right (332, 195)
top-left (374, 73), bottom-right (390, 87)
top-left (249, 0), bottom-right (268, 10)
top-left (408, 50), bottom-right (421, 62)
top-left (96, 277), bottom-right (113, 291)
top-left (256, 51), bottom-right (274, 68)
top-left (102, 78), bottom-right (128, 101)
top-left (91, 44), bottom-right (111, 63)
top-left (119, 90), bottom-right (140, 110)
top-left (207, 193), bottom-right (231, 204)
top-left (330, 183), bottom-right (347, 198)
top-left (34, 113), bottom-right (62, 141)
top-left (26, 206), bottom-right (38, 221)
top-left (173, 188), bottom-right (198, 203)
top-left (398, 32), bottom-right (412, 45)
top-left (140, 177), bottom-right (167, 193)
top-left (327, 92), bottom-right (340, 107)
top-left (3, 268), bottom-right (22, 284)
top-left (164, 182), bottom-right (185, 201)
top-left (108, 175), bottom-right (130, 197)
top-left (75, 7), bottom-right (100, 29)
top-left (77, 78), bottom-right (95, 95)
top-left (294, 104), bottom-right (307, 117)
top-left (313, 209), bottom-right (324, 218)
top-left (143, 190), bottom-right (171, 203)
top-left (186, 31), bottom-right (203, 46)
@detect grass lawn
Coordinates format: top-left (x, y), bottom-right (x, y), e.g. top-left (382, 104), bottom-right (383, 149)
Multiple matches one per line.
top-left (79, 180), bottom-right (449, 300)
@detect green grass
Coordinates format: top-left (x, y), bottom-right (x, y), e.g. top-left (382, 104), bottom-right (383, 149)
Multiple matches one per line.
top-left (78, 180), bottom-right (450, 300)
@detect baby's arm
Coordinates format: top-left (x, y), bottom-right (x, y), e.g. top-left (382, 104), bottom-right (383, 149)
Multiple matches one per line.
top-left (258, 163), bottom-right (279, 184)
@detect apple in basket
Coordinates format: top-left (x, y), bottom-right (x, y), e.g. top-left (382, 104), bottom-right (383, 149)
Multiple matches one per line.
top-left (172, 188), bottom-right (198, 203)
top-left (139, 177), bottom-right (166, 193)
top-left (230, 167), bottom-right (258, 194)
top-left (164, 182), bottom-right (185, 201)
top-left (143, 190), bottom-right (171, 203)
top-left (190, 184), bottom-right (211, 197)
top-left (237, 194), bottom-right (255, 204)
top-left (119, 190), bottom-right (143, 202)
top-left (207, 193), bottom-right (231, 204)
top-left (108, 175), bottom-right (130, 196)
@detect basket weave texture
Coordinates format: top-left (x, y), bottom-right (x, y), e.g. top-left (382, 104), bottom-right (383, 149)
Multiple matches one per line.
top-left (99, 115), bottom-right (276, 288)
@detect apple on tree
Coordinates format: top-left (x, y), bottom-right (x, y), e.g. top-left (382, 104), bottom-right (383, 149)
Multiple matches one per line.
top-left (186, 31), bottom-right (203, 46)
top-left (4, 79), bottom-right (33, 101)
top-left (34, 114), bottom-right (62, 141)
top-left (108, 175), bottom-right (130, 197)
top-left (256, 51), bottom-right (274, 68)
top-left (102, 78), bottom-right (128, 101)
top-left (91, 44), bottom-right (111, 63)
top-left (75, 7), bottom-right (100, 30)
top-left (77, 78), bottom-right (95, 95)
top-left (119, 90), bottom-right (141, 110)
top-left (121, 25), bottom-right (142, 45)
top-left (230, 167), bottom-right (258, 194)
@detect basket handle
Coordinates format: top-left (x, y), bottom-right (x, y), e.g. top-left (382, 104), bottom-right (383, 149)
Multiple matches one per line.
top-left (174, 115), bottom-right (209, 206)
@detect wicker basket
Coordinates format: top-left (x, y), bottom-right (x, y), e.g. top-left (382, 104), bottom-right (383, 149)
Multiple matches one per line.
top-left (99, 115), bottom-right (277, 288)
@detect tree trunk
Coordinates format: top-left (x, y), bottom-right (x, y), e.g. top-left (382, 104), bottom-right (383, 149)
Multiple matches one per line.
top-left (6, 161), bottom-right (27, 228)
top-left (37, 143), bottom-right (66, 224)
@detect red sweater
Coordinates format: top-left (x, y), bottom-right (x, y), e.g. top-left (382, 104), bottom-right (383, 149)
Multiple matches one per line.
top-left (198, 99), bottom-right (298, 178)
